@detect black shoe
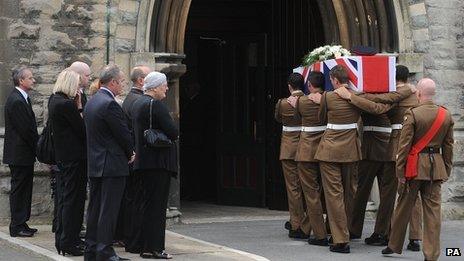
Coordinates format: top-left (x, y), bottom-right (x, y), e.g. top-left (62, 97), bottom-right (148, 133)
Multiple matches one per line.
top-left (382, 247), bottom-right (394, 255)
top-left (10, 230), bottom-right (34, 237)
top-left (24, 224), bottom-right (38, 233)
top-left (284, 221), bottom-right (291, 231)
top-left (407, 240), bottom-right (420, 251)
top-left (140, 250), bottom-right (172, 259)
top-left (329, 243), bottom-right (350, 253)
top-left (60, 246), bottom-right (84, 256)
top-left (288, 228), bottom-right (309, 239)
top-left (308, 236), bottom-right (329, 246)
top-left (328, 236), bottom-right (334, 245)
top-left (364, 233), bottom-right (388, 246)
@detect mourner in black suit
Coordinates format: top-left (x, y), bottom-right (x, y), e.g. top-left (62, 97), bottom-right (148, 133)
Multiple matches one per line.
top-left (83, 65), bottom-right (134, 261)
top-left (49, 70), bottom-right (87, 256)
top-left (3, 67), bottom-right (39, 238)
top-left (131, 72), bottom-right (178, 259)
top-left (118, 65), bottom-right (151, 249)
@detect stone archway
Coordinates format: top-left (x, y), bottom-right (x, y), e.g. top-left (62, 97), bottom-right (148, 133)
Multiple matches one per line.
top-left (137, 0), bottom-right (414, 55)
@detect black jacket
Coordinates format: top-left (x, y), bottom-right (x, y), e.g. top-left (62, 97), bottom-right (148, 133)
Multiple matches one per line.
top-left (83, 89), bottom-right (133, 177)
top-left (131, 94), bottom-right (178, 174)
top-left (3, 88), bottom-right (38, 166)
top-left (122, 88), bottom-right (143, 132)
top-left (48, 92), bottom-right (86, 162)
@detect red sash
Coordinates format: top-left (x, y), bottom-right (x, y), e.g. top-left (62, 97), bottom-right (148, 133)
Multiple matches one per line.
top-left (405, 107), bottom-right (447, 180)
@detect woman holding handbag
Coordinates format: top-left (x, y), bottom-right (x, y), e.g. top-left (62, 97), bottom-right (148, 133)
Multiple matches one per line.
top-left (130, 71), bottom-right (178, 259)
top-left (48, 69), bottom-right (87, 256)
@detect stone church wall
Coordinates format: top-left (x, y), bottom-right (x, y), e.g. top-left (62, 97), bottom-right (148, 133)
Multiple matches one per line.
top-left (0, 0), bottom-right (462, 223)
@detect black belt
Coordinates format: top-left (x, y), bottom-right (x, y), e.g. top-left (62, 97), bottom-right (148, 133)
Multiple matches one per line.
top-left (420, 147), bottom-right (441, 154)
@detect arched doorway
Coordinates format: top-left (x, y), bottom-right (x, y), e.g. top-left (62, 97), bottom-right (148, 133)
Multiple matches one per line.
top-left (178, 0), bottom-right (324, 208)
top-left (145, 0), bottom-right (402, 209)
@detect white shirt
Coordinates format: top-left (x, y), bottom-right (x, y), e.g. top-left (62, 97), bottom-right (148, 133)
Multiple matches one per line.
top-left (100, 87), bottom-right (115, 99)
top-left (15, 87), bottom-right (29, 103)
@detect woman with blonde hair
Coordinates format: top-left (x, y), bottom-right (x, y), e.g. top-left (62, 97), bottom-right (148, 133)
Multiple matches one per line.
top-left (49, 69), bottom-right (87, 256)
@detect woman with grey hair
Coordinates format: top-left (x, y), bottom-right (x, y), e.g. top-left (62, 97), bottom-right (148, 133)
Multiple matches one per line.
top-left (129, 71), bottom-right (178, 259)
top-left (48, 69), bottom-right (87, 256)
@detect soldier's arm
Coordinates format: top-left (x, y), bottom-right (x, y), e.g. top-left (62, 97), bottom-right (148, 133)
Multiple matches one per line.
top-left (359, 87), bottom-right (413, 104)
top-left (442, 114), bottom-right (454, 179)
top-left (396, 109), bottom-right (416, 179)
top-left (349, 94), bottom-right (393, 115)
top-left (318, 92), bottom-right (328, 123)
top-left (274, 99), bottom-right (282, 123)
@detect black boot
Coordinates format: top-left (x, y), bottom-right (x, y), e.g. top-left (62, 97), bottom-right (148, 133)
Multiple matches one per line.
top-left (308, 236), bottom-right (329, 246)
top-left (364, 233), bottom-right (388, 246)
top-left (329, 243), bottom-right (350, 253)
top-left (407, 240), bottom-right (420, 251)
top-left (288, 228), bottom-right (309, 239)
top-left (284, 221), bottom-right (291, 231)
top-left (382, 247), bottom-right (394, 255)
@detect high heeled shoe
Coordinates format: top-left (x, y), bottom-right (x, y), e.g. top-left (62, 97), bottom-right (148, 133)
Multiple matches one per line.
top-left (60, 246), bottom-right (84, 256)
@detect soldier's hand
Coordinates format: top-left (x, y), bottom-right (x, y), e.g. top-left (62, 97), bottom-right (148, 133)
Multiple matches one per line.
top-left (308, 93), bottom-right (322, 104)
top-left (334, 86), bottom-right (352, 100)
top-left (409, 85), bottom-right (417, 93)
top-left (398, 177), bottom-right (406, 184)
top-left (287, 96), bottom-right (298, 108)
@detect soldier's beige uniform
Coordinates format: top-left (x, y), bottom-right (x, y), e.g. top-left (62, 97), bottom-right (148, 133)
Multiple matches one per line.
top-left (367, 84), bottom-right (423, 239)
top-left (350, 88), bottom-right (414, 238)
top-left (388, 101), bottom-right (454, 261)
top-left (295, 93), bottom-right (327, 239)
top-left (275, 90), bottom-right (310, 232)
top-left (315, 91), bottom-right (392, 244)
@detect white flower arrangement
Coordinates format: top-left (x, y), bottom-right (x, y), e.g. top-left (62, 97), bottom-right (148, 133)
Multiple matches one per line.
top-left (302, 45), bottom-right (351, 66)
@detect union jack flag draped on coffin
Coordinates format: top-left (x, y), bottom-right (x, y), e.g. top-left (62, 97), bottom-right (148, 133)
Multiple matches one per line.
top-left (293, 56), bottom-right (396, 94)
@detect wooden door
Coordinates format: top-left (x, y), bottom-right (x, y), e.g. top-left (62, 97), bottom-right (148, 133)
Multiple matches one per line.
top-left (214, 33), bottom-right (268, 207)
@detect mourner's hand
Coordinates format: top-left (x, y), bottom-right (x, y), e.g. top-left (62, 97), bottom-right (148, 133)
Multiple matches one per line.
top-left (334, 86), bottom-right (352, 100)
top-left (308, 92), bottom-right (322, 104)
top-left (398, 177), bottom-right (406, 184)
top-left (287, 96), bottom-right (298, 108)
top-left (74, 91), bottom-right (82, 109)
top-left (128, 151), bottom-right (136, 164)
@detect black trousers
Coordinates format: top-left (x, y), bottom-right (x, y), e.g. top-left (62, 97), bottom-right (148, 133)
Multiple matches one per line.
top-left (9, 165), bottom-right (34, 234)
top-left (85, 176), bottom-right (126, 260)
top-left (55, 160), bottom-right (87, 248)
top-left (141, 170), bottom-right (171, 252)
top-left (115, 166), bottom-right (142, 244)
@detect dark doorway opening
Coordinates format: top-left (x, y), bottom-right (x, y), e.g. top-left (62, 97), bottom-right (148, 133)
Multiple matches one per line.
top-left (180, 0), bottom-right (325, 209)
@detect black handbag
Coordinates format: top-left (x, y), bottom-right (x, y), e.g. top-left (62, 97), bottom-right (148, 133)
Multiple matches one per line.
top-left (144, 99), bottom-right (173, 148)
top-left (36, 119), bottom-right (56, 164)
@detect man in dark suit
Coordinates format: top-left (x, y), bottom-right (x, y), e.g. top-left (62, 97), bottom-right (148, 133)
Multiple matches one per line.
top-left (3, 67), bottom-right (39, 237)
top-left (69, 61), bottom-right (91, 109)
top-left (117, 65), bottom-right (151, 248)
top-left (84, 65), bottom-right (134, 261)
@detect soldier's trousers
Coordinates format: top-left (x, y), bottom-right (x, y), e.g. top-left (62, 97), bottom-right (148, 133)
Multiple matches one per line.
top-left (389, 180), bottom-right (441, 261)
top-left (281, 160), bottom-right (310, 232)
top-left (351, 160), bottom-right (397, 237)
top-left (297, 162), bottom-right (327, 239)
top-left (398, 183), bottom-right (423, 240)
top-left (319, 161), bottom-right (357, 244)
